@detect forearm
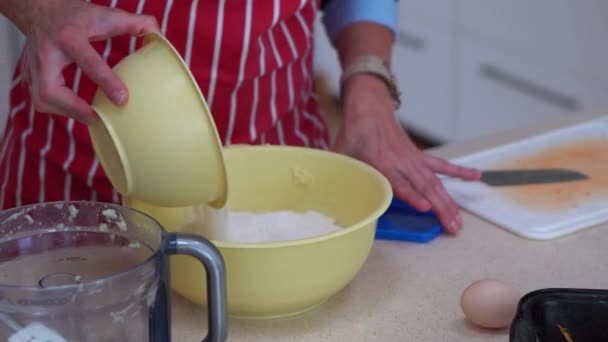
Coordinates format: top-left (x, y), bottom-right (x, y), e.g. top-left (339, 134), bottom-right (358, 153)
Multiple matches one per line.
top-left (321, 0), bottom-right (399, 109)
top-left (334, 22), bottom-right (393, 69)
top-left (321, 0), bottom-right (398, 68)
top-left (0, 0), bottom-right (36, 34)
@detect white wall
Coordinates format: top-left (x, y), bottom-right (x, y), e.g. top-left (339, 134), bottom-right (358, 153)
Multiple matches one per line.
top-left (0, 16), bottom-right (23, 137)
top-left (312, 15), bottom-right (341, 96)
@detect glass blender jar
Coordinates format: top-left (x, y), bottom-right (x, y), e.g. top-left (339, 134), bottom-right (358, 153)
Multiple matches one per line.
top-left (0, 201), bottom-right (227, 341)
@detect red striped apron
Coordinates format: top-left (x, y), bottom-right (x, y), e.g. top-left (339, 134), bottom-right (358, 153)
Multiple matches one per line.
top-left (0, 0), bottom-right (330, 210)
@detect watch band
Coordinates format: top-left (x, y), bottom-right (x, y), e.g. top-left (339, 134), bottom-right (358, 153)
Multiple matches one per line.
top-left (339, 55), bottom-right (401, 109)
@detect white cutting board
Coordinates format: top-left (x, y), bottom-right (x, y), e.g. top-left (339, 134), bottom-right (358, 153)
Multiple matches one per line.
top-left (442, 115), bottom-right (608, 240)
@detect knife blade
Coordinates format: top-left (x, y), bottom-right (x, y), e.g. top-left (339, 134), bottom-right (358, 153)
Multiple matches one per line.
top-left (479, 168), bottom-right (588, 186)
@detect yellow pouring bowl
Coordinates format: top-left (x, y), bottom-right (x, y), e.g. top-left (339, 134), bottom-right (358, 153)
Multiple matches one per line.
top-left (89, 32), bottom-right (227, 208)
top-left (125, 145), bottom-right (392, 319)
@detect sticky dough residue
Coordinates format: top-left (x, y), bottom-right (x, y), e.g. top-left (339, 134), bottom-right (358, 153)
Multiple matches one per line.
top-left (68, 205), bottom-right (79, 220)
top-left (5, 211), bottom-right (24, 222)
top-left (101, 208), bottom-right (128, 232)
top-left (291, 166), bottom-right (313, 185)
top-left (99, 223), bottom-right (109, 232)
top-left (128, 241), bottom-right (141, 249)
top-left (110, 303), bottom-right (136, 323)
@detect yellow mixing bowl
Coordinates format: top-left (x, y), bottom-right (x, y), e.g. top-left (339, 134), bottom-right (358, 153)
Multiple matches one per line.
top-left (89, 32), bottom-right (227, 208)
top-left (125, 145), bottom-right (392, 319)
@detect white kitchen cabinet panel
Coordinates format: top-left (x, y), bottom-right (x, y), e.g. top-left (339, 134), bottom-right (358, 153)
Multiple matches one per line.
top-left (456, 40), bottom-right (608, 141)
top-left (393, 23), bottom-right (455, 143)
top-left (399, 0), bottom-right (452, 32)
top-left (458, 0), bottom-right (608, 88)
top-left (0, 17), bottom-right (24, 139)
top-left (312, 16), bottom-right (342, 96)
top-left (0, 18), bottom-right (18, 136)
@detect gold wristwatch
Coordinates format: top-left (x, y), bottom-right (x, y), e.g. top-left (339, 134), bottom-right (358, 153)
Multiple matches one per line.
top-left (339, 55), bottom-right (401, 109)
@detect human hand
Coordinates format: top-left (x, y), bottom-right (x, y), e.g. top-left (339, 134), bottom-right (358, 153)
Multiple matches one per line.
top-left (333, 74), bottom-right (481, 233)
top-left (15, 0), bottom-right (159, 124)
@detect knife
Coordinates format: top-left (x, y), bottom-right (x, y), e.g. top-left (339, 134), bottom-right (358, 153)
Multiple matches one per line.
top-left (479, 168), bottom-right (589, 186)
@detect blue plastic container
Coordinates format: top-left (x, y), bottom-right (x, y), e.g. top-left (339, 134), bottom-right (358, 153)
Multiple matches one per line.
top-left (375, 198), bottom-right (443, 243)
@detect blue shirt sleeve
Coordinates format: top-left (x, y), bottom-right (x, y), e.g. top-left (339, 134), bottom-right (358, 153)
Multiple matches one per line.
top-left (321, 0), bottom-right (400, 43)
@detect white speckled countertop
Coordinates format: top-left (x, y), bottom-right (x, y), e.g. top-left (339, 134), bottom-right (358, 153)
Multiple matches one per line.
top-left (172, 113), bottom-right (608, 341)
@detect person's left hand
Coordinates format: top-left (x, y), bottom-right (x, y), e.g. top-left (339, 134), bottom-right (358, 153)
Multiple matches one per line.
top-left (333, 74), bottom-right (481, 233)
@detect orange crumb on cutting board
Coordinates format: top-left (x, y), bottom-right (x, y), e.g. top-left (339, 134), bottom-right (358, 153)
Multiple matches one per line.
top-left (492, 138), bottom-right (608, 211)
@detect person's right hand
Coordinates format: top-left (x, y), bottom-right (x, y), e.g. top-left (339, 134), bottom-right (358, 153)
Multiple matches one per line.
top-left (19, 0), bottom-right (159, 124)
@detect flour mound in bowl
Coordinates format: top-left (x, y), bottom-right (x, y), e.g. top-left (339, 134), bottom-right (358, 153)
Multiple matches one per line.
top-left (185, 205), bottom-right (343, 243)
top-left (224, 210), bottom-right (342, 243)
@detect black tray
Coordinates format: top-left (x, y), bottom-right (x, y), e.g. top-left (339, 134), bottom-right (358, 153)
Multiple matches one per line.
top-left (510, 288), bottom-right (608, 342)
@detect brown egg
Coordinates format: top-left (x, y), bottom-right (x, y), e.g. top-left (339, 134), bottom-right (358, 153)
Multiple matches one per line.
top-left (460, 279), bottom-right (521, 329)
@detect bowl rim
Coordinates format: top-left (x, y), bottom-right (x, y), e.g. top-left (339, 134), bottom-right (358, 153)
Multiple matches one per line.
top-left (210, 145), bottom-right (393, 249)
top-left (91, 32), bottom-right (228, 207)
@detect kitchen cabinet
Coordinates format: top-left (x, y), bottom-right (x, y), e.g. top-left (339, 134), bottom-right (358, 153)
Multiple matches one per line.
top-left (456, 40), bottom-right (608, 141)
top-left (0, 18), bottom-right (15, 133)
top-left (313, 1), bottom-right (608, 143)
top-left (392, 22), bottom-right (455, 141)
top-left (458, 0), bottom-right (608, 88)
top-left (399, 0), bottom-right (452, 32)
top-left (0, 17), bottom-right (23, 137)
top-left (312, 15), bottom-right (342, 99)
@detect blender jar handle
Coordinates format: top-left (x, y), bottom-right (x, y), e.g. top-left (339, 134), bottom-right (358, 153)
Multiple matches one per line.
top-left (165, 233), bottom-right (228, 342)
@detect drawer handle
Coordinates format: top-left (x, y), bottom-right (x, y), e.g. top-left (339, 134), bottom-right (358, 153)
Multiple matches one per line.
top-left (395, 30), bottom-right (425, 51)
top-left (480, 64), bottom-right (580, 111)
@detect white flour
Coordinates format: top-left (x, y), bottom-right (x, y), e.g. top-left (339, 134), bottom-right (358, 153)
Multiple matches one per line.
top-left (177, 205), bottom-right (342, 243)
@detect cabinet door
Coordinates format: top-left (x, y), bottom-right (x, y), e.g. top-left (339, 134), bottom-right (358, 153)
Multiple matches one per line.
top-left (312, 16), bottom-right (342, 96)
top-left (399, 0), bottom-right (452, 31)
top-left (458, 0), bottom-right (608, 87)
top-left (393, 23), bottom-right (455, 143)
top-left (0, 18), bottom-right (21, 134)
top-left (456, 40), bottom-right (608, 141)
